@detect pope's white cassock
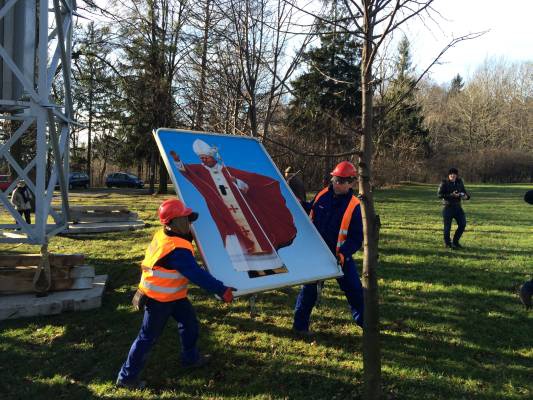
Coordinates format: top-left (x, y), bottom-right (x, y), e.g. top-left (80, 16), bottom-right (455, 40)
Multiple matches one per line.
top-left (170, 140), bottom-right (297, 277)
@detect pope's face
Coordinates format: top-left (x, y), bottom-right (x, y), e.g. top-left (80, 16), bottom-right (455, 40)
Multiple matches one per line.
top-left (200, 155), bottom-right (217, 168)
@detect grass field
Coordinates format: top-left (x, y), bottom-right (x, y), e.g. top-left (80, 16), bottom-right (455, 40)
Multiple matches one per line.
top-left (0, 183), bottom-right (531, 399)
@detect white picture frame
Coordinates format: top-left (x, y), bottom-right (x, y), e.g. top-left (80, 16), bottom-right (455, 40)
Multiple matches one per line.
top-left (154, 128), bottom-right (342, 296)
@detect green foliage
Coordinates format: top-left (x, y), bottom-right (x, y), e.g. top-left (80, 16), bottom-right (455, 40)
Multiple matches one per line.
top-left (376, 36), bottom-right (429, 157)
top-left (449, 73), bottom-right (464, 96)
top-left (72, 22), bottom-right (116, 173)
top-left (288, 24), bottom-right (361, 133)
top-left (285, 7), bottom-right (362, 185)
top-left (1, 184), bottom-right (531, 399)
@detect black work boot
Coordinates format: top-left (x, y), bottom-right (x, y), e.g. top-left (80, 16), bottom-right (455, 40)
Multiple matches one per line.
top-left (519, 281), bottom-right (533, 309)
top-left (115, 378), bottom-right (146, 389)
top-left (292, 327), bottom-right (315, 337)
top-left (183, 354), bottom-right (211, 369)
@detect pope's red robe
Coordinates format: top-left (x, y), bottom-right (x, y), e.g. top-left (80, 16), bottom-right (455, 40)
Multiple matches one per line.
top-left (181, 164), bottom-right (297, 253)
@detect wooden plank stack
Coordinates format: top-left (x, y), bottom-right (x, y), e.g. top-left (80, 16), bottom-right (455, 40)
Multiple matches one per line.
top-left (54, 205), bottom-right (145, 234)
top-left (57, 205), bottom-right (139, 223)
top-left (0, 254), bottom-right (95, 295)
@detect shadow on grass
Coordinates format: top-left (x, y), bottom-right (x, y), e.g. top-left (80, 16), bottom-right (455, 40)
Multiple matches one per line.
top-left (60, 227), bottom-right (154, 242)
top-left (380, 239), bottom-right (533, 261)
top-left (1, 278), bottom-right (530, 399)
top-left (0, 289), bottom-right (364, 400)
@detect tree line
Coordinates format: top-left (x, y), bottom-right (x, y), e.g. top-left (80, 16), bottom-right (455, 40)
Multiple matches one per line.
top-left (67, 1), bottom-right (532, 192)
top-left (8, 1), bottom-right (531, 397)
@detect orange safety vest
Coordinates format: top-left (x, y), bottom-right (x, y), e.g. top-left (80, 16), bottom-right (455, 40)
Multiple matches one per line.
top-left (139, 229), bottom-right (192, 302)
top-left (309, 187), bottom-right (360, 255)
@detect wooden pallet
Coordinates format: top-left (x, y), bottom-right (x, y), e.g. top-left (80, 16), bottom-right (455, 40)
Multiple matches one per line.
top-left (0, 254), bottom-right (95, 295)
top-left (54, 205), bottom-right (139, 223)
top-left (52, 205), bottom-right (145, 234)
top-left (0, 275), bottom-right (108, 321)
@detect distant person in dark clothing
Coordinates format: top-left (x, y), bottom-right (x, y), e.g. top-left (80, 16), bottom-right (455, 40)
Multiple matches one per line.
top-left (284, 166), bottom-right (307, 202)
top-left (518, 190), bottom-right (533, 309)
top-left (438, 168), bottom-right (470, 249)
top-left (10, 180), bottom-right (32, 224)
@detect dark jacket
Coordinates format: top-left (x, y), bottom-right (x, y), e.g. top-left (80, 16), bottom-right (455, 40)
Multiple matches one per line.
top-left (438, 178), bottom-right (470, 207)
top-left (286, 173), bottom-right (306, 202)
top-left (304, 185), bottom-right (363, 258)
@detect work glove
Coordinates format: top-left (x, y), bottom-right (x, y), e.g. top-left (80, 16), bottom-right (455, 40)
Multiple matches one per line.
top-left (131, 289), bottom-right (147, 312)
top-left (222, 287), bottom-right (237, 303)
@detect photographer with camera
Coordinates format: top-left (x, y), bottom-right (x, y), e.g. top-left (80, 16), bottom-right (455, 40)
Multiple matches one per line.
top-left (438, 168), bottom-right (471, 249)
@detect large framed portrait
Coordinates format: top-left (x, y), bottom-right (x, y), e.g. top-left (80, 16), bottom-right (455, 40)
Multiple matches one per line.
top-left (154, 128), bottom-right (342, 296)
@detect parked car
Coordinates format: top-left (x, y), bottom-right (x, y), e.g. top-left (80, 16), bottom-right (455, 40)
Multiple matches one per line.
top-left (105, 172), bottom-right (144, 188)
top-left (68, 172), bottom-right (90, 189)
top-left (0, 175), bottom-right (12, 191)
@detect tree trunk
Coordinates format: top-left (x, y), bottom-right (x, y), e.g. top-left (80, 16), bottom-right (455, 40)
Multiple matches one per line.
top-left (324, 131), bottom-right (332, 185)
top-left (158, 155), bottom-right (168, 194)
top-left (249, 98), bottom-right (258, 137)
top-left (149, 149), bottom-right (156, 195)
top-left (360, 8), bottom-right (382, 400)
top-left (86, 77), bottom-right (94, 185)
top-left (86, 23), bottom-right (96, 186)
top-left (195, 0), bottom-right (211, 131)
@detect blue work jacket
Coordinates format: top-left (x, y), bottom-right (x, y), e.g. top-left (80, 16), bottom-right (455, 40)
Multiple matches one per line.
top-left (304, 185), bottom-right (363, 259)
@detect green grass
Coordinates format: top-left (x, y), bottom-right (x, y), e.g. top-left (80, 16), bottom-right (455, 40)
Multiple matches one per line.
top-left (0, 184), bottom-right (531, 399)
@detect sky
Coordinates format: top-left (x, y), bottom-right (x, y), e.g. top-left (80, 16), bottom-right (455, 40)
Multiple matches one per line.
top-left (401, 0), bottom-right (533, 85)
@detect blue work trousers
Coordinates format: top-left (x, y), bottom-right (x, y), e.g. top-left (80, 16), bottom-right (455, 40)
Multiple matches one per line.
top-left (293, 258), bottom-right (364, 331)
top-left (117, 297), bottom-right (199, 384)
top-left (443, 206), bottom-right (466, 245)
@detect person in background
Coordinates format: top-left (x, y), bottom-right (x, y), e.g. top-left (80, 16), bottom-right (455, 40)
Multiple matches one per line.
top-left (116, 199), bottom-right (237, 389)
top-left (10, 180), bottom-right (32, 224)
top-left (518, 189), bottom-right (533, 309)
top-left (293, 161), bottom-right (364, 335)
top-left (438, 168), bottom-right (471, 249)
top-left (284, 166), bottom-right (307, 202)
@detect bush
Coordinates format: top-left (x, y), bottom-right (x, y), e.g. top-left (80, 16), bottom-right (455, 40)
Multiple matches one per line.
top-left (431, 149), bottom-right (533, 183)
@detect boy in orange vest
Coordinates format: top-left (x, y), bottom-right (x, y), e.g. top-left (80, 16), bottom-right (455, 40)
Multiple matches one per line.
top-left (116, 199), bottom-right (236, 389)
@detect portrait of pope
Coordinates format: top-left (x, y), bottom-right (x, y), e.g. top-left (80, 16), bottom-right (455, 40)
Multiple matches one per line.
top-left (169, 139), bottom-right (297, 278)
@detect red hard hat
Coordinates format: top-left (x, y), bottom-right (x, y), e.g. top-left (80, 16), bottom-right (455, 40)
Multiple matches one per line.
top-left (330, 161), bottom-right (357, 177)
top-left (158, 199), bottom-right (195, 225)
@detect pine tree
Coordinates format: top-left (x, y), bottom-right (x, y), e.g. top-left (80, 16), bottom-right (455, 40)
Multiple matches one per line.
top-left (113, 0), bottom-right (186, 193)
top-left (287, 2), bottom-right (362, 182)
top-left (376, 36), bottom-right (429, 159)
top-left (72, 22), bottom-right (115, 185)
top-left (449, 73), bottom-right (464, 96)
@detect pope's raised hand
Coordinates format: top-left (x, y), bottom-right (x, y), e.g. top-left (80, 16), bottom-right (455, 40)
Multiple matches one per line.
top-left (169, 150), bottom-right (180, 162)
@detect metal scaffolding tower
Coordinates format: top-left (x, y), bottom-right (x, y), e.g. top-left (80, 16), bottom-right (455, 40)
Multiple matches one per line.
top-left (0, 0), bottom-right (76, 245)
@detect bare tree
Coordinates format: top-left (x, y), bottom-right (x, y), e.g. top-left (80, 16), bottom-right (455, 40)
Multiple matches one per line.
top-left (277, 0), bottom-right (485, 397)
top-left (212, 0), bottom-right (310, 137)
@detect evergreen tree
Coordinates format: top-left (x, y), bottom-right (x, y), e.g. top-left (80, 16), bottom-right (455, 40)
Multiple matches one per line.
top-left (72, 22), bottom-right (115, 184)
top-left (449, 73), bottom-right (464, 96)
top-left (375, 36), bottom-right (429, 159)
top-left (287, 2), bottom-right (362, 182)
top-left (113, 0), bottom-right (187, 193)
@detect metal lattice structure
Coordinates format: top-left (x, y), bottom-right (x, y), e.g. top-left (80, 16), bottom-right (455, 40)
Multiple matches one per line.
top-left (0, 0), bottom-right (76, 245)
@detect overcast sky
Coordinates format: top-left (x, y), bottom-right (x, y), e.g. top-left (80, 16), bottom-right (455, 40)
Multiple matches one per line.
top-left (401, 0), bottom-right (533, 85)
